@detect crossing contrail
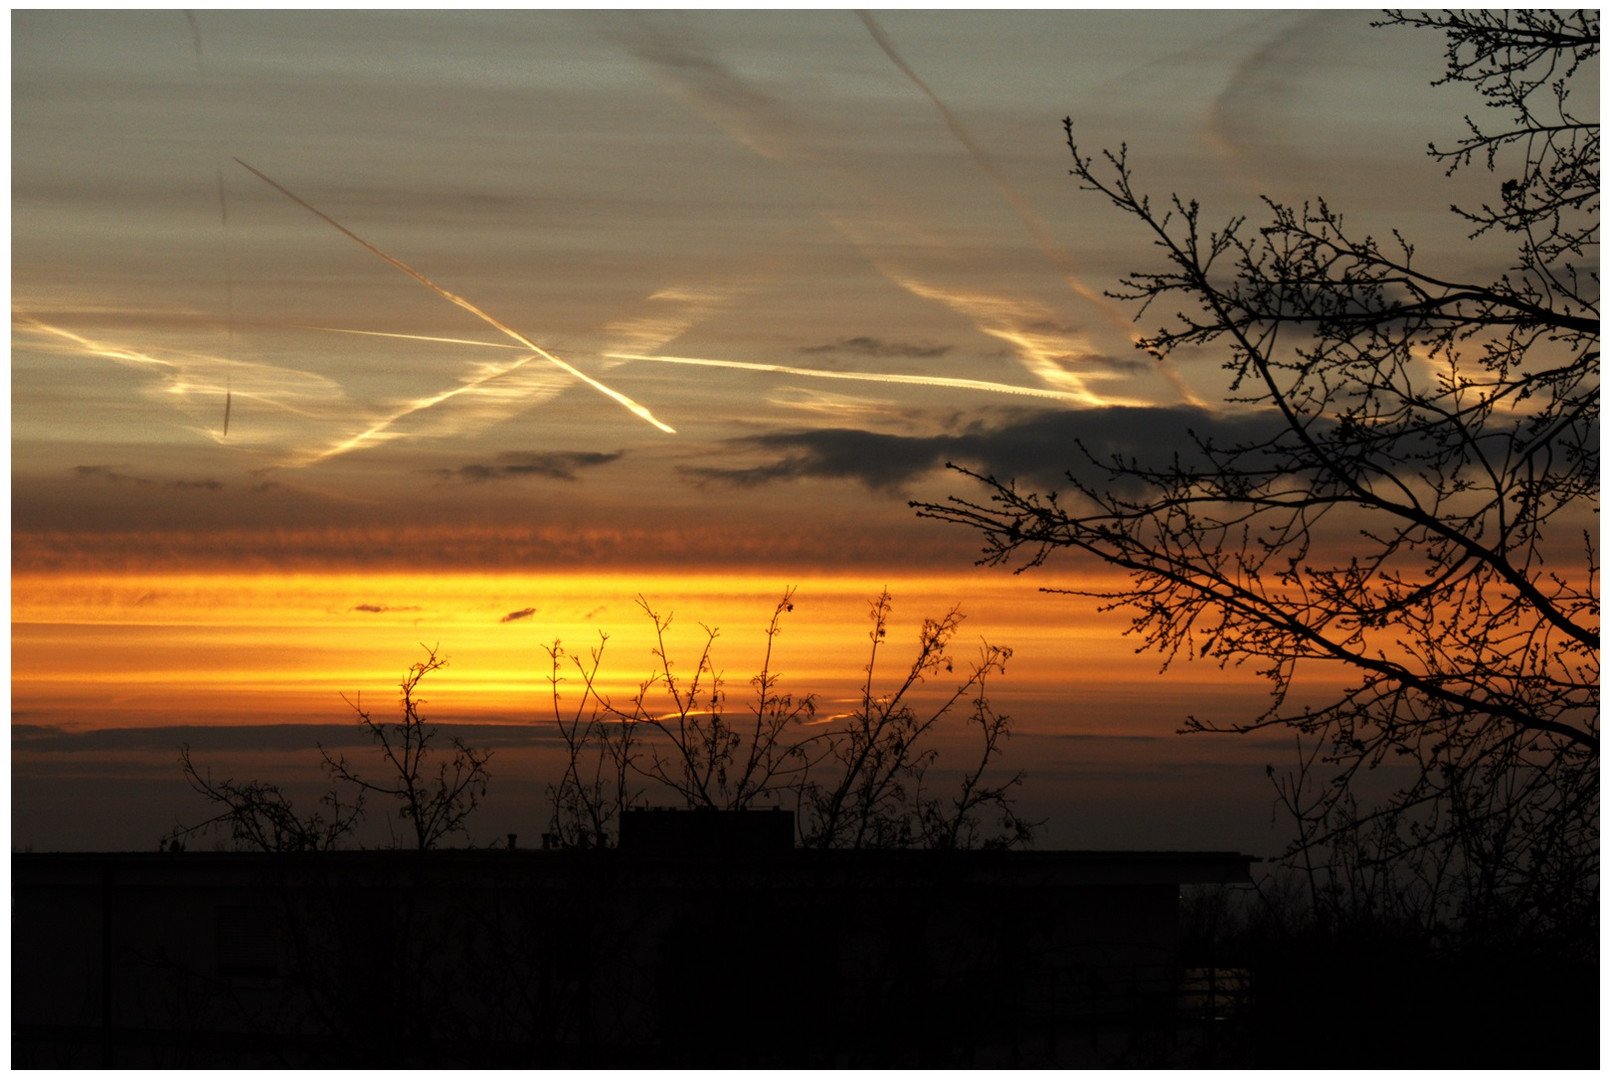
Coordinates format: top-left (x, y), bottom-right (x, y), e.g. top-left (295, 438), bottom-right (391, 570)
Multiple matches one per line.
top-left (234, 158), bottom-right (677, 434)
top-left (293, 351), bottom-right (550, 466)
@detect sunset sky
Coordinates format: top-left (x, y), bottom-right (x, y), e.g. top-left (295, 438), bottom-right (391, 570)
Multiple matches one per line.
top-left (13, 9), bottom-right (1496, 853)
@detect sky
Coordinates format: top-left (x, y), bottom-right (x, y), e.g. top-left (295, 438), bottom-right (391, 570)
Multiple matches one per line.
top-left (11, 9), bottom-right (1501, 853)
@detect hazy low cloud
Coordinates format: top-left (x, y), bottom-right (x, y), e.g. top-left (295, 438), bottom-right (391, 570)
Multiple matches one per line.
top-left (684, 406), bottom-right (1288, 492)
top-left (11, 722), bottom-right (568, 755)
top-left (435, 451), bottom-right (623, 484)
top-left (799, 336), bottom-right (953, 360)
top-left (500, 607), bottom-right (537, 623)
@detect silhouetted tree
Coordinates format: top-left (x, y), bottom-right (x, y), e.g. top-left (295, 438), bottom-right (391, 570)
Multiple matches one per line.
top-left (175, 745), bottom-right (362, 852)
top-left (914, 11), bottom-right (1597, 942)
top-left (323, 647), bottom-right (492, 850)
top-left (543, 589), bottom-right (1036, 850)
top-left (175, 647), bottom-right (490, 851)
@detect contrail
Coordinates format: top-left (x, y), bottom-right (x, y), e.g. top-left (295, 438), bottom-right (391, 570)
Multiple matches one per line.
top-left (607, 16), bottom-right (1171, 411)
top-left (857, 12), bottom-right (1207, 409)
top-left (186, 12), bottom-right (239, 429)
top-left (310, 327), bottom-right (520, 350)
top-left (234, 158), bottom-right (677, 434)
top-left (25, 318), bottom-right (176, 373)
top-left (606, 352), bottom-right (1099, 403)
top-left (294, 350), bottom-right (549, 467)
top-left (857, 12), bottom-right (1115, 318)
top-left (307, 325), bottom-right (1100, 404)
top-left (182, 10), bottom-right (204, 75)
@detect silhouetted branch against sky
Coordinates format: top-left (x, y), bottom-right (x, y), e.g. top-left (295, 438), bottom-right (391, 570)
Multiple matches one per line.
top-left (912, 10), bottom-right (1598, 933)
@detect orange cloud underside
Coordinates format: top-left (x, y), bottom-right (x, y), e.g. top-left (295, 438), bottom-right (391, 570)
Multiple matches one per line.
top-left (12, 569), bottom-right (1270, 737)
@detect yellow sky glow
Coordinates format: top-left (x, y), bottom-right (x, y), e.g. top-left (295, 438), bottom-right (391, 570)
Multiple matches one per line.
top-left (14, 568), bottom-right (1255, 737)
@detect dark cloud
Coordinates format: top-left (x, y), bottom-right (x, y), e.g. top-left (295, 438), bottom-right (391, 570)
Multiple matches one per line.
top-left (500, 607), bottom-right (537, 623)
top-left (350, 604), bottom-right (422, 614)
top-left (435, 451), bottom-right (622, 484)
top-left (683, 406), bottom-right (1288, 493)
top-left (684, 428), bottom-right (950, 491)
top-left (799, 336), bottom-right (953, 360)
top-left (73, 465), bottom-right (223, 491)
top-left (72, 464), bottom-right (151, 485)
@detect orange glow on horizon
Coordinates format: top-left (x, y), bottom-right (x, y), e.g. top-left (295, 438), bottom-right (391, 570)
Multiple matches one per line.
top-left (12, 568), bottom-right (1276, 738)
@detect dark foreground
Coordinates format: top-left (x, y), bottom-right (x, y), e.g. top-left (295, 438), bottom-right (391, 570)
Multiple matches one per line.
top-left (11, 839), bottom-right (1596, 1068)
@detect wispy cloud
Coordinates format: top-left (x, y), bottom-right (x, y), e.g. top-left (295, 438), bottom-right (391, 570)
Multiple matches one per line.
top-left (20, 316), bottom-right (347, 442)
top-left (599, 285), bottom-right (737, 364)
top-left (1205, 12), bottom-right (1347, 179)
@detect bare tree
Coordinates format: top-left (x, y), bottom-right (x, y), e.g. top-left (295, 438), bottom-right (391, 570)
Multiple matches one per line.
top-left (543, 631), bottom-right (643, 848)
top-left (176, 647), bottom-right (491, 852)
top-left (800, 592), bottom-right (1024, 850)
top-left (543, 589), bottom-right (1035, 850)
top-left (173, 745), bottom-right (362, 852)
top-left (914, 11), bottom-right (1597, 938)
top-left (323, 647), bottom-right (493, 850)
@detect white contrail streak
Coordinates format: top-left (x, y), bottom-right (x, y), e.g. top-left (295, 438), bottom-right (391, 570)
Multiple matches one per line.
top-left (605, 351), bottom-right (1096, 403)
top-left (308, 325), bottom-right (1097, 404)
top-left (234, 158), bottom-right (677, 434)
top-left (310, 327), bottom-right (518, 350)
top-left (294, 351), bottom-right (547, 466)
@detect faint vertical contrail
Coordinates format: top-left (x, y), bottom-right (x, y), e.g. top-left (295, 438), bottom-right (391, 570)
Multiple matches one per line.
top-left (234, 158), bottom-right (678, 434)
top-left (186, 11), bottom-right (238, 435)
top-left (182, 11), bottom-right (204, 75)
